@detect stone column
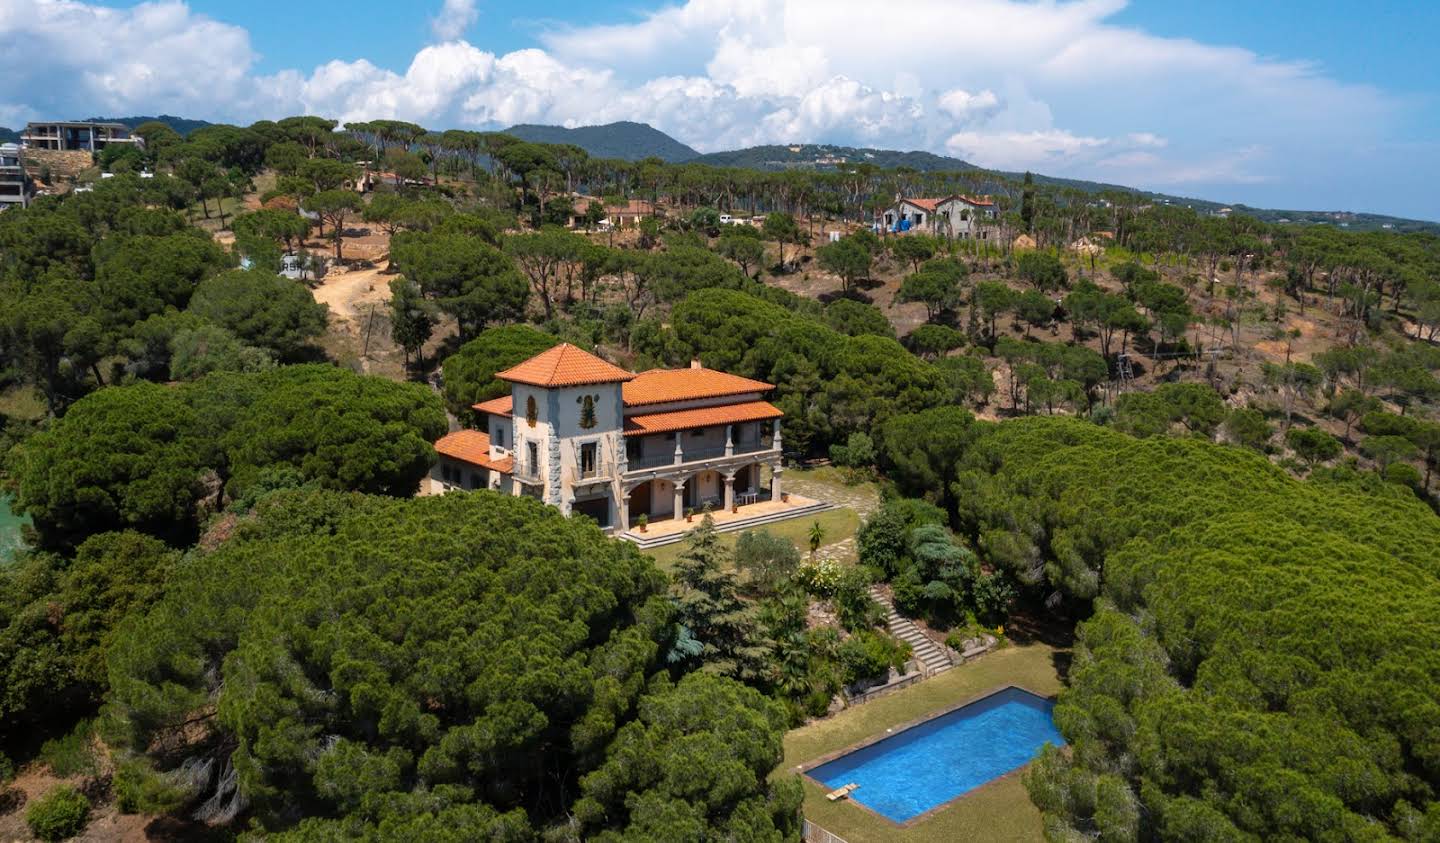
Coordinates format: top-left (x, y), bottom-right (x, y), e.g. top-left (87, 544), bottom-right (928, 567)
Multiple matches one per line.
top-left (725, 424), bottom-right (734, 457)
top-left (723, 472), bottom-right (736, 511)
top-left (770, 465), bottom-right (783, 502)
top-left (772, 418), bottom-right (783, 452)
top-left (617, 491), bottom-right (629, 531)
top-left (674, 435), bottom-right (684, 465)
top-left (673, 481), bottom-right (686, 521)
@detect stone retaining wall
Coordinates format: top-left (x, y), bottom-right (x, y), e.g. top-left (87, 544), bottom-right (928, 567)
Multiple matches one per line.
top-left (23, 149), bottom-right (92, 181)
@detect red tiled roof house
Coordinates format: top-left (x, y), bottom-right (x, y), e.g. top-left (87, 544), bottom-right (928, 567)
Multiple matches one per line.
top-left (429, 344), bottom-right (787, 533)
top-left (880, 195), bottom-right (998, 240)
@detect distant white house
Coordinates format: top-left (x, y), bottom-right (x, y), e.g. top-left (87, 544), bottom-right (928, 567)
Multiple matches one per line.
top-left (879, 195), bottom-right (998, 239)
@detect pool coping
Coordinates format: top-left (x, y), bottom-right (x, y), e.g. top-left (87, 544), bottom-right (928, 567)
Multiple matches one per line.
top-left (793, 683), bottom-right (1060, 829)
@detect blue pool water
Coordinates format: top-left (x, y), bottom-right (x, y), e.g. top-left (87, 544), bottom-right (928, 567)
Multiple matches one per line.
top-left (809, 686), bottom-right (1064, 822)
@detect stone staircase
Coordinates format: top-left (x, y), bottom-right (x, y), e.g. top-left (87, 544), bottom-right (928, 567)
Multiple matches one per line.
top-left (870, 586), bottom-right (955, 677)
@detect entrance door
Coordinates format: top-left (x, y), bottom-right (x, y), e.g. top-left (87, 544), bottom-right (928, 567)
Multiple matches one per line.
top-left (573, 495), bottom-right (611, 528)
top-left (629, 483), bottom-right (651, 524)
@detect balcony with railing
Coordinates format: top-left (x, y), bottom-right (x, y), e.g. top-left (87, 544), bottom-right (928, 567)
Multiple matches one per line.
top-left (566, 461), bottom-right (616, 486)
top-left (623, 437), bottom-right (777, 476)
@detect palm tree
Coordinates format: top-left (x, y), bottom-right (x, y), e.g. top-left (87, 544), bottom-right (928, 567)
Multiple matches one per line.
top-left (807, 521), bottom-right (825, 559)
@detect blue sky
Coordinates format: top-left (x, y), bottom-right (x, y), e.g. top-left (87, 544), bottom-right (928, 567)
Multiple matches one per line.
top-left (12, 1), bottom-right (1440, 220)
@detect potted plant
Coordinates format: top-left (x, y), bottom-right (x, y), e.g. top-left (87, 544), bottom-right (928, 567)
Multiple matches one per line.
top-left (780, 491), bottom-right (789, 503)
top-left (637, 513), bottom-right (648, 533)
top-left (685, 507), bottom-right (694, 523)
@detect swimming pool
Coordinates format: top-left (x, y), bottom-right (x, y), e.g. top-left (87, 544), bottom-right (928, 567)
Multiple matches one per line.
top-left (807, 686), bottom-right (1064, 823)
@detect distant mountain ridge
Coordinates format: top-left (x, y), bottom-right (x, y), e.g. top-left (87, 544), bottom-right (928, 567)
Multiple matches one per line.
top-left (502, 121), bottom-right (699, 163)
top-left (10, 112), bottom-right (1433, 231)
top-left (689, 143), bottom-right (983, 174)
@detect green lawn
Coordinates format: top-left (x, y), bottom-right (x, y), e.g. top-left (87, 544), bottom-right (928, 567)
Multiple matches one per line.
top-left (784, 643), bottom-right (1066, 843)
top-left (643, 506), bottom-right (860, 571)
top-left (634, 464), bottom-right (879, 569)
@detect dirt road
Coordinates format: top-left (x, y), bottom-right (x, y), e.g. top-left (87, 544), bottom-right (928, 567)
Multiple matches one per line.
top-left (313, 266), bottom-right (390, 323)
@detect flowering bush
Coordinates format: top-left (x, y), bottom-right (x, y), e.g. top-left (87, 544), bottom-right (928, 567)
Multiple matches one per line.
top-left (794, 558), bottom-right (843, 597)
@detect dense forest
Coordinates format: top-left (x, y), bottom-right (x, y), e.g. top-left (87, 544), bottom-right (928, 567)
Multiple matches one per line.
top-left (1, 112), bottom-right (1439, 840)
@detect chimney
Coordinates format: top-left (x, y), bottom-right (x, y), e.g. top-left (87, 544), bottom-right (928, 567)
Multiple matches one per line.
top-left (690, 358), bottom-right (703, 370)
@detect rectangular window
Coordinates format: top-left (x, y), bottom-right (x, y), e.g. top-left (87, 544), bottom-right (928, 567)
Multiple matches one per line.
top-left (495, 427), bottom-right (505, 447)
top-left (580, 443), bottom-right (597, 477)
top-left (527, 442), bottom-right (539, 475)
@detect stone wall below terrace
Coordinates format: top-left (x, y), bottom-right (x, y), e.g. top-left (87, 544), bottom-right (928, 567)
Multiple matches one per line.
top-left (23, 149), bottom-right (93, 182)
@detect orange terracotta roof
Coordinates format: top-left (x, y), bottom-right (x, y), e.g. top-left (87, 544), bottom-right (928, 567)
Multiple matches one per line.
top-left (901, 198), bottom-right (942, 212)
top-left (495, 343), bottom-right (635, 388)
top-left (623, 400), bottom-right (783, 436)
top-left (434, 430), bottom-right (513, 472)
top-left (623, 368), bottom-right (774, 407)
top-left (472, 395), bottom-right (513, 417)
top-left (944, 194), bottom-right (995, 207)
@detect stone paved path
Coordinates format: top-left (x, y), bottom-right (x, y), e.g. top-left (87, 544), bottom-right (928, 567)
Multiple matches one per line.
top-left (785, 469), bottom-right (881, 517)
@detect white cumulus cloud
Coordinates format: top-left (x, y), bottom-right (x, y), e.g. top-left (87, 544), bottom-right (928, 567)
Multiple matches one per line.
top-left (431, 0), bottom-right (478, 42)
top-left (937, 89), bottom-right (1002, 125)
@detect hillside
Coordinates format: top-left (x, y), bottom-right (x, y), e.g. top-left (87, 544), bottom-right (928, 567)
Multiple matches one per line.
top-left (503, 126), bottom-right (1438, 232)
top-left (0, 127), bottom-right (16, 144)
top-left (686, 142), bottom-right (1439, 232)
top-left (502, 120), bottom-right (699, 162)
top-left (81, 114), bottom-right (213, 136)
top-left (690, 143), bottom-right (983, 174)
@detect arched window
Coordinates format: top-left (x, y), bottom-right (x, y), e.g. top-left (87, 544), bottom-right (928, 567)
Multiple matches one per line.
top-left (578, 395), bottom-right (597, 429)
top-left (525, 395), bottom-right (538, 428)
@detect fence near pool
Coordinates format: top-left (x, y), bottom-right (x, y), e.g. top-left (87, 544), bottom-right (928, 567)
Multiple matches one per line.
top-left (802, 819), bottom-right (850, 843)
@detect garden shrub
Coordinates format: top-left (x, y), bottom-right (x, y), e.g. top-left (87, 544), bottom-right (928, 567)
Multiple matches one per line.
top-left (831, 567), bottom-right (881, 631)
top-left (114, 757), bottom-right (191, 815)
top-left (735, 529), bottom-right (800, 595)
top-left (26, 785), bottom-right (89, 842)
top-left (837, 631), bottom-right (910, 685)
top-left (794, 558), bottom-right (842, 597)
top-left (39, 722), bottom-right (96, 778)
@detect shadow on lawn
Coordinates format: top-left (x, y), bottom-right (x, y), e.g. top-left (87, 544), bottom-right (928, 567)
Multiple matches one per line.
top-left (1005, 601), bottom-right (1076, 684)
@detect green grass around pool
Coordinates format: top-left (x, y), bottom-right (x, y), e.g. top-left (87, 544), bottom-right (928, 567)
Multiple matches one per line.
top-left (784, 643), bottom-right (1066, 843)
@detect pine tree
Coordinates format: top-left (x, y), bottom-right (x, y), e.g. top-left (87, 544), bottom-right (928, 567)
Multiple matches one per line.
top-left (1020, 171), bottom-right (1036, 234)
top-left (388, 278), bottom-right (435, 374)
top-left (669, 515), bottom-right (769, 681)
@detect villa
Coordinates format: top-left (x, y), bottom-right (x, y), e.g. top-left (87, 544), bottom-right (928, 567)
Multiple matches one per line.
top-left (880, 195), bottom-right (998, 239)
top-left (428, 344), bottom-right (824, 540)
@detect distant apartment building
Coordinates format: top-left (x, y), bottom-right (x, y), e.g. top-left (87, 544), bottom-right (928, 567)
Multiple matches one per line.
top-left (0, 143), bottom-right (33, 211)
top-left (21, 121), bottom-right (142, 152)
